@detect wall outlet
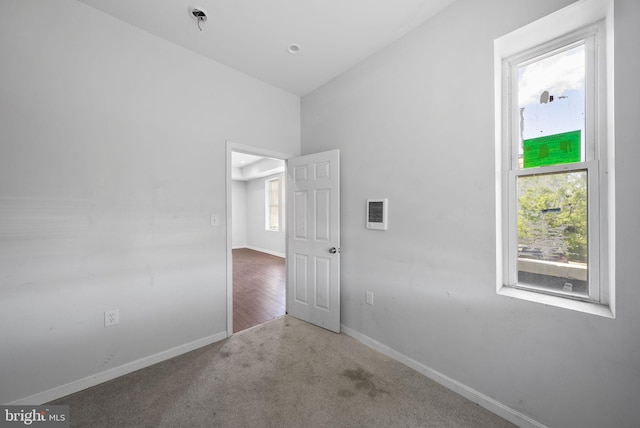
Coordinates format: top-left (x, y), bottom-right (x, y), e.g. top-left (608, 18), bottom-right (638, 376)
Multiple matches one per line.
top-left (366, 291), bottom-right (374, 306)
top-left (104, 309), bottom-right (119, 327)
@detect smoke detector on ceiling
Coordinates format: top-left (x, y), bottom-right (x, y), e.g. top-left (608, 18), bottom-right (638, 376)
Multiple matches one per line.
top-left (288, 44), bottom-right (301, 54)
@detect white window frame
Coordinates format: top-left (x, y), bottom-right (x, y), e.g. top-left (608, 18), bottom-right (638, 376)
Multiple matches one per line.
top-left (265, 176), bottom-right (283, 232)
top-left (494, 0), bottom-right (615, 317)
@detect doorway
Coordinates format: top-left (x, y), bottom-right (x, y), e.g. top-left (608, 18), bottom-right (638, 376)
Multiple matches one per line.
top-left (232, 247), bottom-right (285, 332)
top-left (226, 142), bottom-right (293, 336)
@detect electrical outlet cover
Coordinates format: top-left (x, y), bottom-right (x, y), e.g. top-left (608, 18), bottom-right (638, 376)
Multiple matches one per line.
top-left (104, 309), bottom-right (120, 327)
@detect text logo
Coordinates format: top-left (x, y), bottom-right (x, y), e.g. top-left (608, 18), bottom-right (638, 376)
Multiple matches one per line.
top-left (1, 406), bottom-right (69, 428)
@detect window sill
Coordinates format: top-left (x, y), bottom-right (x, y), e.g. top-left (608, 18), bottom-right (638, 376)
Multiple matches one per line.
top-left (497, 285), bottom-right (614, 318)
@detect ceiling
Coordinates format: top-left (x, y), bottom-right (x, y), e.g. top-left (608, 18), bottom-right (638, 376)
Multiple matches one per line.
top-left (231, 152), bottom-right (264, 169)
top-left (76, 0), bottom-right (457, 96)
top-left (231, 152), bottom-right (285, 181)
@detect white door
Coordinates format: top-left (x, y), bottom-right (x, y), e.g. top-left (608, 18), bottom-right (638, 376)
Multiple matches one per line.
top-left (286, 150), bottom-right (340, 332)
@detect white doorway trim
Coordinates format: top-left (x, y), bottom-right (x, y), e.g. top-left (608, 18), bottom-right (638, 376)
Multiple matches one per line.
top-left (225, 140), bottom-right (295, 337)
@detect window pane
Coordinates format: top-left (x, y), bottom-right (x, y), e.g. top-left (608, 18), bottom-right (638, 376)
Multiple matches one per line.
top-left (518, 44), bottom-right (585, 168)
top-left (517, 171), bottom-right (588, 294)
top-left (269, 206), bottom-right (279, 230)
top-left (266, 178), bottom-right (280, 231)
top-left (270, 180), bottom-right (279, 201)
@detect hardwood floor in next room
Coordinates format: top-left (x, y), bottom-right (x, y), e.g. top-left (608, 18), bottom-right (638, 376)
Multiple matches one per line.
top-left (232, 248), bottom-right (286, 333)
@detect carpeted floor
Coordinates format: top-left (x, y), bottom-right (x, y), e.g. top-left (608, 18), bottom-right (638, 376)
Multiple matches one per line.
top-left (50, 316), bottom-right (515, 427)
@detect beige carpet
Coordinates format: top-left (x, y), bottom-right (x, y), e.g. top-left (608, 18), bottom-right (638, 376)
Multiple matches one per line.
top-left (51, 316), bottom-right (515, 427)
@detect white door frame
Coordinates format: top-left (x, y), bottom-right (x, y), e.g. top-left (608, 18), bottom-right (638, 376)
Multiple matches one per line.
top-left (225, 140), bottom-right (295, 337)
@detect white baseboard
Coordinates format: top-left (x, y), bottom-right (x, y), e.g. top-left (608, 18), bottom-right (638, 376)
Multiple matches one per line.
top-left (10, 331), bottom-right (228, 405)
top-left (245, 246), bottom-right (285, 258)
top-left (340, 324), bottom-right (547, 428)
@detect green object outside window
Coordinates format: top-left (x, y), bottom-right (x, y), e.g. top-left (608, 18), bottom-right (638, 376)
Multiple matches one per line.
top-left (523, 130), bottom-right (581, 168)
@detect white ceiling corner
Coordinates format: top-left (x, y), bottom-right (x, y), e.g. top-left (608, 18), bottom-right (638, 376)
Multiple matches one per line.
top-left (232, 153), bottom-right (285, 181)
top-left (75, 0), bottom-right (458, 96)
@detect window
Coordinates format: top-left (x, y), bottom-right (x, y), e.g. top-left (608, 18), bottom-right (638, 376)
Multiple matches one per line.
top-left (265, 176), bottom-right (284, 231)
top-left (495, 0), bottom-right (614, 317)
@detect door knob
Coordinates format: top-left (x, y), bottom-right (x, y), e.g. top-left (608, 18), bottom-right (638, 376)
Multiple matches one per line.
top-left (329, 247), bottom-right (340, 254)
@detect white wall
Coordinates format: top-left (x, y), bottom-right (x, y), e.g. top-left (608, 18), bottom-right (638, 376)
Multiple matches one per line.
top-left (231, 180), bottom-right (248, 248)
top-left (0, 0), bottom-right (299, 404)
top-left (301, 0), bottom-right (640, 427)
top-left (246, 173), bottom-right (286, 257)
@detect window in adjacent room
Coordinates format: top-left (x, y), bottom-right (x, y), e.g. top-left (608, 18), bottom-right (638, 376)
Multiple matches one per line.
top-left (495, 0), bottom-right (614, 317)
top-left (265, 176), bottom-right (283, 231)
